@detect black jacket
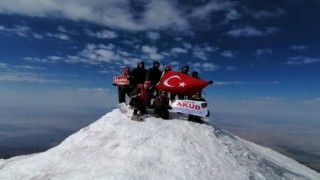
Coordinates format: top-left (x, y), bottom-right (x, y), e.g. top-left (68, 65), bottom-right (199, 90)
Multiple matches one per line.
top-left (131, 65), bottom-right (147, 86)
top-left (146, 65), bottom-right (161, 85)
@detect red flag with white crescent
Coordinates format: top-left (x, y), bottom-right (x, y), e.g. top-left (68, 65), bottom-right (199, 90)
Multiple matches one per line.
top-left (156, 71), bottom-right (210, 96)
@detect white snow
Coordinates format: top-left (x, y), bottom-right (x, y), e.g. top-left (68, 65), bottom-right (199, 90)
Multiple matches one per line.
top-left (0, 109), bottom-right (319, 180)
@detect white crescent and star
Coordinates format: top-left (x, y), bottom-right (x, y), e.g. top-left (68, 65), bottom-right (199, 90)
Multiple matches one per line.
top-left (163, 75), bottom-right (186, 87)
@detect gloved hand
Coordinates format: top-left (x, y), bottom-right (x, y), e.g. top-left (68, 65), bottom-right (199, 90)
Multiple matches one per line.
top-left (209, 80), bottom-right (213, 84)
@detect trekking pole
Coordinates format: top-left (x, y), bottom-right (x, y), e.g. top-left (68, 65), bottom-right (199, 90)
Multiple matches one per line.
top-left (201, 90), bottom-right (207, 97)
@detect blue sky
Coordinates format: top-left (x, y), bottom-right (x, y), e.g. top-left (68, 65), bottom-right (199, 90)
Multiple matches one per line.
top-left (0, 0), bottom-right (320, 144)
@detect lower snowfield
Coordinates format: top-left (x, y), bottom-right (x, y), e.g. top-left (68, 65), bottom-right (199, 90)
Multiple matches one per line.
top-left (0, 109), bottom-right (319, 180)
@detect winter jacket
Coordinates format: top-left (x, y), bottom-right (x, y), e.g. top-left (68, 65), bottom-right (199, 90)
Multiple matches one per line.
top-left (118, 69), bottom-right (135, 89)
top-left (130, 84), bottom-right (151, 105)
top-left (154, 95), bottom-right (170, 108)
top-left (131, 63), bottom-right (147, 86)
top-left (146, 62), bottom-right (162, 86)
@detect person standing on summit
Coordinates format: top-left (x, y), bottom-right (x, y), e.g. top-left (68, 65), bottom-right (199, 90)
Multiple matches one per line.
top-left (131, 61), bottom-right (147, 87)
top-left (170, 65), bottom-right (190, 101)
top-left (146, 61), bottom-right (162, 107)
top-left (115, 66), bottom-right (134, 103)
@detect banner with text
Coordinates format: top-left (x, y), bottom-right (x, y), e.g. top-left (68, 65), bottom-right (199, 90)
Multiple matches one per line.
top-left (171, 100), bottom-right (208, 117)
top-left (113, 76), bottom-right (129, 85)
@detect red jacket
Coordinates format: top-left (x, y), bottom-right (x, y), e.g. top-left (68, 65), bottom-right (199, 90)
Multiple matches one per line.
top-left (154, 95), bottom-right (169, 108)
top-left (131, 84), bottom-right (151, 105)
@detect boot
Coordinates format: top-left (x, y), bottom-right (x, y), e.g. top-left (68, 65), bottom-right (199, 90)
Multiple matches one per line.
top-left (131, 114), bottom-right (138, 120)
top-left (131, 114), bottom-right (142, 121)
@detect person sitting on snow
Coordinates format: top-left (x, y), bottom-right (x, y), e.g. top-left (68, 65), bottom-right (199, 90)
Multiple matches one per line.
top-left (153, 90), bottom-right (172, 119)
top-left (129, 81), bottom-right (152, 121)
top-left (187, 91), bottom-right (209, 123)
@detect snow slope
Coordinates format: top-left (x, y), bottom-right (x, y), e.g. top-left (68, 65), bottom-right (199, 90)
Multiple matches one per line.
top-left (0, 109), bottom-right (319, 180)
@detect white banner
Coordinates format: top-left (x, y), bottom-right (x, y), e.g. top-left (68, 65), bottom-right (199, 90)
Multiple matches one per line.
top-left (171, 100), bottom-right (208, 117)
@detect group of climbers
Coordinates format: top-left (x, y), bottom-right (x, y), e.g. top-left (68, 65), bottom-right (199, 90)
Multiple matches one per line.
top-left (113, 61), bottom-right (212, 122)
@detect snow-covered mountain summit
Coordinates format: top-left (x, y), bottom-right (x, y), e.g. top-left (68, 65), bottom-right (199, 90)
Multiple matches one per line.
top-left (0, 109), bottom-right (319, 180)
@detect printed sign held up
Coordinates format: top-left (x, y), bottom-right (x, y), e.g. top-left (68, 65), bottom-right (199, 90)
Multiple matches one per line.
top-left (171, 99), bottom-right (208, 117)
top-left (113, 76), bottom-right (129, 86)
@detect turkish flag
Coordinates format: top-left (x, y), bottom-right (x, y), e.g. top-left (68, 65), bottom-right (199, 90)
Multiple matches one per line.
top-left (156, 71), bottom-right (210, 95)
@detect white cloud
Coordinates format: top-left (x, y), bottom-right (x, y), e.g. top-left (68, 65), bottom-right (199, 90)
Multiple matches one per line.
top-left (79, 44), bottom-right (119, 63)
top-left (0, 63), bottom-right (8, 68)
top-left (0, 24), bottom-right (31, 37)
top-left (202, 63), bottom-right (219, 71)
top-left (169, 61), bottom-right (180, 66)
top-left (143, 0), bottom-right (188, 30)
top-left (214, 81), bottom-right (279, 86)
top-left (0, 72), bottom-right (59, 83)
top-left (0, 63), bottom-right (60, 83)
top-left (171, 47), bottom-right (188, 54)
top-left (65, 55), bottom-right (81, 64)
top-left (255, 49), bottom-right (273, 56)
top-left (149, 53), bottom-right (164, 61)
top-left (0, 0), bottom-right (189, 31)
top-left (142, 45), bottom-right (157, 54)
top-left (241, 97), bottom-right (284, 105)
top-left (33, 33), bottom-right (43, 39)
top-left (0, 63), bottom-right (45, 71)
top-left (0, 87), bottom-right (114, 110)
top-left (48, 56), bottom-right (62, 61)
top-left (214, 81), bottom-right (244, 85)
top-left (0, 1), bottom-right (240, 32)
top-left (95, 49), bottom-right (118, 61)
top-left (174, 37), bottom-right (183, 41)
top-left (182, 42), bottom-right (192, 49)
top-left (24, 56), bottom-right (62, 63)
top-left (285, 56), bottom-right (320, 65)
top-left (302, 98), bottom-right (320, 105)
top-left (24, 57), bottom-right (49, 63)
top-left (192, 45), bottom-right (217, 60)
top-left (193, 50), bottom-right (207, 60)
top-left (57, 26), bottom-right (67, 33)
top-left (252, 8), bottom-right (286, 19)
top-left (0, 25), bottom-right (5, 30)
top-left (98, 43), bottom-right (115, 50)
top-left (46, 33), bottom-right (70, 40)
top-left (226, 66), bottom-right (236, 71)
top-left (226, 9), bottom-right (241, 21)
top-left (118, 50), bottom-right (132, 57)
top-left (140, 45), bottom-right (164, 60)
top-left (226, 26), bottom-right (278, 37)
top-left (84, 29), bottom-right (118, 39)
top-left (12, 25), bottom-right (30, 37)
top-left (191, 1), bottom-right (235, 19)
top-left (147, 32), bottom-right (160, 41)
top-left (190, 62), bottom-right (218, 72)
top-left (24, 43), bottom-right (122, 65)
top-left (14, 65), bottom-right (45, 70)
top-left (289, 45), bottom-right (309, 50)
top-left (220, 50), bottom-right (237, 58)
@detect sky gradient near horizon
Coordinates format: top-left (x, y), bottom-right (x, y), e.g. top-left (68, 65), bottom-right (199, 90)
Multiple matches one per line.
top-left (0, 0), bottom-right (320, 147)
